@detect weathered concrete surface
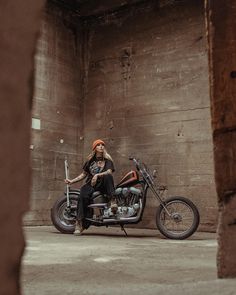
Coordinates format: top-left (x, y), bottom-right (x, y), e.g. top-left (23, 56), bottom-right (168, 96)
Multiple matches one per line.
top-left (26, 2), bottom-right (84, 225)
top-left (22, 226), bottom-right (236, 295)
top-left (76, 0), bottom-right (153, 17)
top-left (206, 0), bottom-right (236, 277)
top-left (82, 0), bottom-right (216, 230)
top-left (29, 0), bottom-right (217, 232)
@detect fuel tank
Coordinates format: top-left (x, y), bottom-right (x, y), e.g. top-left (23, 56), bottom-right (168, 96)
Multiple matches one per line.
top-left (116, 170), bottom-right (139, 188)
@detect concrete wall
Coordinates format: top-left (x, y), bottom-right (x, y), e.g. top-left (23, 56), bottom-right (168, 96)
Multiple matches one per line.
top-left (25, 2), bottom-right (83, 225)
top-left (82, 0), bottom-right (217, 230)
top-left (27, 0), bottom-right (217, 231)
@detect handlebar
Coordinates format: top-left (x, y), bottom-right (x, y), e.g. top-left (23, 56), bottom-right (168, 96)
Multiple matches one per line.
top-left (129, 157), bottom-right (155, 185)
top-left (129, 157), bottom-right (140, 171)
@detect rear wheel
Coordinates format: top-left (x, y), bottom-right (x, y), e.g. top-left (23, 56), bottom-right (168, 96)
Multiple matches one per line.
top-left (51, 195), bottom-right (78, 234)
top-left (156, 196), bottom-right (200, 239)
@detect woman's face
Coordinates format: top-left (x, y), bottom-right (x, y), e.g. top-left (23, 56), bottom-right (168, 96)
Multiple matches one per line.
top-left (95, 143), bottom-right (105, 153)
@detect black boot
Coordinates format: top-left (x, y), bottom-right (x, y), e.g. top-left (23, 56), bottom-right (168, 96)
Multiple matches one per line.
top-left (74, 220), bottom-right (84, 235)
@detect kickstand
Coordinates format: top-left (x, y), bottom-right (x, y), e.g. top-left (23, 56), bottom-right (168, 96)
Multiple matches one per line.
top-left (120, 225), bottom-right (128, 237)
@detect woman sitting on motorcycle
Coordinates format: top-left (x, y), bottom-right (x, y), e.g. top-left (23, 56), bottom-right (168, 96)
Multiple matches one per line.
top-left (65, 139), bottom-right (117, 235)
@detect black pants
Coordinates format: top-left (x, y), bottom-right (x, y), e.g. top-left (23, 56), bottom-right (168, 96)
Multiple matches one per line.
top-left (77, 174), bottom-right (115, 225)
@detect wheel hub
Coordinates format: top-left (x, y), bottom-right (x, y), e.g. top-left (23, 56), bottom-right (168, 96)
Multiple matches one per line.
top-left (62, 207), bottom-right (76, 221)
top-left (171, 212), bottom-right (182, 223)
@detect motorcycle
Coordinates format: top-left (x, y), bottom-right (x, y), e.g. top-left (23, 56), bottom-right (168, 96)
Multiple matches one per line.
top-left (51, 157), bottom-right (200, 239)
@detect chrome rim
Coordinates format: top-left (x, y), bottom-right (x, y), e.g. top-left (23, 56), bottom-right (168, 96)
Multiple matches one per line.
top-left (160, 201), bottom-right (194, 235)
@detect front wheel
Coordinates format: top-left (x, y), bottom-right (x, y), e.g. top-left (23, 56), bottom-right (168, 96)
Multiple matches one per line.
top-left (51, 195), bottom-right (78, 234)
top-left (156, 196), bottom-right (200, 239)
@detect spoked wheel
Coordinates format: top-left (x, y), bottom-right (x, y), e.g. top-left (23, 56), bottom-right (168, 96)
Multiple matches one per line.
top-left (51, 195), bottom-right (78, 234)
top-left (156, 196), bottom-right (200, 239)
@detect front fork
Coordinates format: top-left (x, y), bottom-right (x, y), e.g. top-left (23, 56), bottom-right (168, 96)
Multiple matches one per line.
top-left (146, 183), bottom-right (172, 216)
top-left (65, 159), bottom-right (70, 207)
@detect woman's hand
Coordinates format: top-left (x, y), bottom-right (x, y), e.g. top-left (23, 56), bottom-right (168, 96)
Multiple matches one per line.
top-left (65, 172), bottom-right (87, 185)
top-left (65, 179), bottom-right (72, 184)
top-left (91, 175), bottom-right (98, 186)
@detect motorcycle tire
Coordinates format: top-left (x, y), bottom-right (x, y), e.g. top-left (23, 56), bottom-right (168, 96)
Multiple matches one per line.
top-left (51, 195), bottom-right (78, 234)
top-left (156, 196), bottom-right (200, 240)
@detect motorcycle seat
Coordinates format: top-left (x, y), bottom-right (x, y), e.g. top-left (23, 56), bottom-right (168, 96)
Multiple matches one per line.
top-left (91, 191), bottom-right (102, 199)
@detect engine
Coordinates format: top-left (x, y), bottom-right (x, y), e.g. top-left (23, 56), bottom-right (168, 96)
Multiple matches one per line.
top-left (103, 186), bottom-right (142, 218)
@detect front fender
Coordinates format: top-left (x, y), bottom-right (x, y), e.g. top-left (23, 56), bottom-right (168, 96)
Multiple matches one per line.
top-left (64, 189), bottom-right (80, 197)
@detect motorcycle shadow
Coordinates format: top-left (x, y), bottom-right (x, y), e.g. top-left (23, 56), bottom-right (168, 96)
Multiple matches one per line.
top-left (78, 231), bottom-right (213, 240)
top-left (83, 231), bottom-right (161, 238)
top-left (51, 226), bottom-right (162, 238)
top-left (51, 227), bottom-right (215, 240)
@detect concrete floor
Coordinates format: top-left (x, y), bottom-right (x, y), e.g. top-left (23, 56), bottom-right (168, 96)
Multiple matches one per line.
top-left (22, 226), bottom-right (236, 295)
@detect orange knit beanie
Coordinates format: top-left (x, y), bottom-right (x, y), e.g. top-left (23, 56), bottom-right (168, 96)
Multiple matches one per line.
top-left (92, 139), bottom-right (105, 150)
